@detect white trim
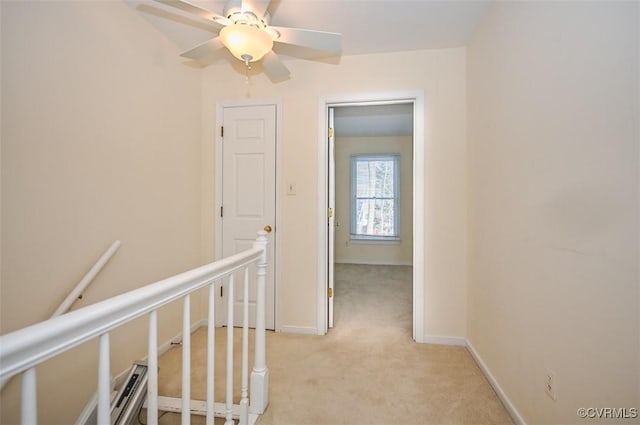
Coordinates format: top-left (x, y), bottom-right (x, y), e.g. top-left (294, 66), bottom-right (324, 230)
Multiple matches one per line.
top-left (335, 260), bottom-right (413, 267)
top-left (317, 91), bottom-right (425, 341)
top-left (466, 340), bottom-right (527, 425)
top-left (412, 95), bottom-right (425, 343)
top-left (317, 100), bottom-right (327, 335)
top-left (214, 98), bottom-right (283, 332)
top-left (422, 335), bottom-right (467, 346)
top-left (278, 326), bottom-right (319, 335)
top-left (347, 238), bottom-right (401, 245)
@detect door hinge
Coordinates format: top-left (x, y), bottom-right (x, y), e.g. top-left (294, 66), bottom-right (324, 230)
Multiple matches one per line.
top-left (220, 206), bottom-right (223, 218)
top-left (328, 208), bottom-right (333, 219)
top-left (220, 285), bottom-right (223, 297)
top-left (221, 126), bottom-right (224, 137)
top-left (328, 127), bottom-right (334, 138)
top-left (328, 288), bottom-right (333, 298)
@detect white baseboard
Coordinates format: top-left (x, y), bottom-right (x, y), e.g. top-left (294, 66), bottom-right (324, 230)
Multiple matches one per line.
top-left (466, 340), bottom-right (526, 425)
top-left (335, 259), bottom-right (413, 267)
top-left (278, 325), bottom-right (319, 335)
top-left (417, 336), bottom-right (526, 425)
top-left (421, 335), bottom-right (467, 346)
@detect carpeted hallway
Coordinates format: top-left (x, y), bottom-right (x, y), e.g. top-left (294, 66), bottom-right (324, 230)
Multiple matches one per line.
top-left (154, 264), bottom-right (513, 425)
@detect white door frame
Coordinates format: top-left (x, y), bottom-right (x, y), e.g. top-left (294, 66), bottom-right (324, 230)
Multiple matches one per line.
top-left (327, 107), bottom-right (336, 329)
top-left (317, 91), bottom-right (425, 342)
top-left (215, 98), bottom-right (283, 331)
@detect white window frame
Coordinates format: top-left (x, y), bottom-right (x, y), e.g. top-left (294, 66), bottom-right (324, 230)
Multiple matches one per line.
top-left (350, 154), bottom-right (400, 242)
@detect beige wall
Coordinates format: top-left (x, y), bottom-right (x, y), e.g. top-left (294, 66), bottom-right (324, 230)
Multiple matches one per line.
top-left (1, 1), bottom-right (203, 423)
top-left (334, 135), bottom-right (413, 266)
top-left (201, 48), bottom-right (468, 338)
top-left (467, 1), bottom-right (639, 424)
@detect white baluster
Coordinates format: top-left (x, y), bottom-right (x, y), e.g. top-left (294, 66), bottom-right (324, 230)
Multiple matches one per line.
top-left (98, 333), bottom-right (111, 425)
top-left (240, 267), bottom-right (249, 425)
top-left (206, 282), bottom-right (216, 425)
top-left (250, 231), bottom-right (269, 414)
top-left (148, 310), bottom-right (159, 425)
top-left (182, 295), bottom-right (191, 425)
top-left (225, 275), bottom-right (235, 425)
top-left (21, 368), bottom-right (37, 425)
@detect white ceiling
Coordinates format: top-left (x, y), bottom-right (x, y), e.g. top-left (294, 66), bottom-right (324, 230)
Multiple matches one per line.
top-left (268, 0), bottom-right (491, 56)
top-left (134, 0), bottom-right (491, 57)
top-left (334, 103), bottom-right (414, 137)
top-left (133, 0), bottom-right (491, 136)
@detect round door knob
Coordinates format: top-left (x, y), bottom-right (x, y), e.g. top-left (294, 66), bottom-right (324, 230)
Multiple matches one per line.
top-left (264, 225), bottom-right (272, 233)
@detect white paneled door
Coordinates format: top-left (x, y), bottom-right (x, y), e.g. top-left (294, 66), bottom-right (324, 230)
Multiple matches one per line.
top-left (219, 104), bottom-right (276, 330)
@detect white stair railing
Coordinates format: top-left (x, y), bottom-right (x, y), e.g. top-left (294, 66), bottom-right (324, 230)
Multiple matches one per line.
top-left (0, 240), bottom-right (122, 395)
top-left (0, 231), bottom-right (270, 425)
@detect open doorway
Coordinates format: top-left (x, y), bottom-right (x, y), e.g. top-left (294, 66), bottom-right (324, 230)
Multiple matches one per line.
top-left (331, 104), bottom-right (414, 335)
top-left (317, 92), bottom-right (425, 341)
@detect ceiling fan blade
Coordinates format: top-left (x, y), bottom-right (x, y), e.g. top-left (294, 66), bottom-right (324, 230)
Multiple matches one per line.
top-left (270, 26), bottom-right (342, 56)
top-left (261, 51), bottom-right (290, 82)
top-left (241, 0), bottom-right (271, 19)
top-left (180, 37), bottom-right (226, 62)
top-left (153, 0), bottom-right (227, 24)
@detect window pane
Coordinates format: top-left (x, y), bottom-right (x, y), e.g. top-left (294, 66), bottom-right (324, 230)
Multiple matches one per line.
top-left (355, 159), bottom-right (395, 198)
top-left (355, 161), bottom-right (371, 197)
top-left (376, 160), bottom-right (394, 198)
top-left (354, 199), bottom-right (396, 236)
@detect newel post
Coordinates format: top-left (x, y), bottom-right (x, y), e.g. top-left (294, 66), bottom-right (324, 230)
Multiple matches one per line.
top-left (250, 230), bottom-right (269, 414)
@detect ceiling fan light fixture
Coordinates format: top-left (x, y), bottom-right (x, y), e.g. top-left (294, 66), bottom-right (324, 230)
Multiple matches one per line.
top-left (220, 24), bottom-right (273, 63)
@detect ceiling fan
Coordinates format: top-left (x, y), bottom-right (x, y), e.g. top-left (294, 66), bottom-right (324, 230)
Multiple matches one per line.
top-left (151, 0), bottom-right (343, 81)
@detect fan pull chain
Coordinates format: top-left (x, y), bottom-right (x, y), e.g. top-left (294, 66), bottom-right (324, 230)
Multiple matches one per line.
top-left (242, 54), bottom-right (253, 97)
top-left (245, 63), bottom-right (253, 98)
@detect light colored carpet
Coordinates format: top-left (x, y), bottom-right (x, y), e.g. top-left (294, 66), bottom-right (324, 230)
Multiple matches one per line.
top-left (154, 264), bottom-right (513, 425)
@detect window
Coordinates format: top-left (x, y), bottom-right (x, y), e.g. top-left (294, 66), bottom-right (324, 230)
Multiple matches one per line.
top-left (350, 154), bottom-right (400, 241)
